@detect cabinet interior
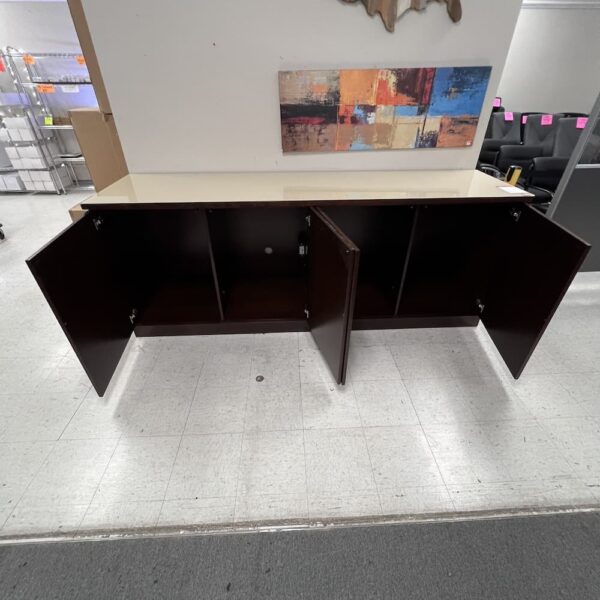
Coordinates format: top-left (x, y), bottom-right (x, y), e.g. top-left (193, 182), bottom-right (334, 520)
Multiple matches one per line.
top-left (207, 207), bottom-right (308, 322)
top-left (324, 206), bottom-right (414, 318)
top-left (101, 204), bottom-right (507, 329)
top-left (112, 210), bottom-right (222, 327)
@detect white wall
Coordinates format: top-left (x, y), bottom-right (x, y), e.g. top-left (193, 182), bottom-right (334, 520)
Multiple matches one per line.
top-left (81, 0), bottom-right (523, 173)
top-left (498, 6), bottom-right (600, 114)
top-left (0, 1), bottom-right (79, 53)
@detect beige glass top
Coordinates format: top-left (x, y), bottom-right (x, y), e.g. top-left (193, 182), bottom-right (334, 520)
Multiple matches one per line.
top-left (81, 170), bottom-right (532, 207)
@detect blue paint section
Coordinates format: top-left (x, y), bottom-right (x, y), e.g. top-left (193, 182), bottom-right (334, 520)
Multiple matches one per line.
top-left (394, 105), bottom-right (420, 117)
top-left (427, 67), bottom-right (492, 117)
top-left (353, 105), bottom-right (376, 124)
top-left (350, 139), bottom-right (372, 151)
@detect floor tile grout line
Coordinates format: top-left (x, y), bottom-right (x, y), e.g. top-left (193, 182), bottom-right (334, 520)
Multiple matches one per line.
top-left (56, 385), bottom-right (93, 442)
top-left (353, 381), bottom-right (385, 517)
top-left (1, 438), bottom-right (59, 531)
top-left (77, 434), bottom-right (124, 534)
top-left (157, 357), bottom-right (206, 527)
top-left (297, 333), bottom-right (311, 520)
top-left (403, 380), bottom-right (456, 511)
top-left (533, 415), bottom-right (600, 479)
top-left (232, 349), bottom-right (254, 524)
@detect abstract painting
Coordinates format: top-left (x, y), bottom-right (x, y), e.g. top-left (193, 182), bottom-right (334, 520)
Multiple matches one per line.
top-left (279, 66), bottom-right (492, 153)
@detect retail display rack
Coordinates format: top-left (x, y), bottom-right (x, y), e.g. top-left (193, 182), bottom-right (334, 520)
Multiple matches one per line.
top-left (0, 48), bottom-right (96, 194)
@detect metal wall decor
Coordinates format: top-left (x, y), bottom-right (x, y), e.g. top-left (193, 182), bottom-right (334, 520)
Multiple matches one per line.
top-left (342, 0), bottom-right (463, 32)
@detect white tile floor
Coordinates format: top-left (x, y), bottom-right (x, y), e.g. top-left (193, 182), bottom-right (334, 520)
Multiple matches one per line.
top-left (1, 192), bottom-right (600, 538)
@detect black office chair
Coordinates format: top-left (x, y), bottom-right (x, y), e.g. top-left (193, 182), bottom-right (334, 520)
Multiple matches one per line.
top-left (494, 114), bottom-right (561, 178)
top-left (524, 117), bottom-right (586, 208)
top-left (484, 98), bottom-right (505, 138)
top-left (485, 107), bottom-right (505, 139)
top-left (519, 112), bottom-right (542, 139)
top-left (479, 111), bottom-right (522, 165)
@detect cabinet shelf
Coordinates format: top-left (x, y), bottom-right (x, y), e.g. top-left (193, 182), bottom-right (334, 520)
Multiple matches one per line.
top-left (223, 277), bottom-right (306, 321)
top-left (140, 284), bottom-right (222, 326)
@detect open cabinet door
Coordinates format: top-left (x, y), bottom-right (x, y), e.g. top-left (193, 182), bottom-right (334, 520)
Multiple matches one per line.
top-left (27, 213), bottom-right (134, 396)
top-left (307, 208), bottom-right (360, 385)
top-left (482, 205), bottom-right (590, 378)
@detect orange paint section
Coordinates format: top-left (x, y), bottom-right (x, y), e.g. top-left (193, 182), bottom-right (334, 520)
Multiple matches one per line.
top-left (311, 83), bottom-right (329, 96)
top-left (339, 70), bottom-right (379, 106)
top-left (436, 116), bottom-right (478, 148)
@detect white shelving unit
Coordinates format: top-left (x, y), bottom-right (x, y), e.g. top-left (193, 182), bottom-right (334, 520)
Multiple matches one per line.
top-left (0, 48), bottom-right (96, 194)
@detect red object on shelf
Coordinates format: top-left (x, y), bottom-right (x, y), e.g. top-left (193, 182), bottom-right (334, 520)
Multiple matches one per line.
top-left (0, 58), bottom-right (5, 73)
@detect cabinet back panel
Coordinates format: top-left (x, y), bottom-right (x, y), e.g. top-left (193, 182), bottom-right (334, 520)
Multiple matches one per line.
top-left (207, 208), bottom-right (308, 320)
top-left (99, 209), bottom-right (221, 325)
top-left (324, 206), bottom-right (413, 317)
top-left (208, 208), bottom-right (308, 279)
top-left (398, 204), bottom-right (505, 317)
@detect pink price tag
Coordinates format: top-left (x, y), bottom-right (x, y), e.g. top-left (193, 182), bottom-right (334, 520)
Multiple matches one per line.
top-left (522, 115), bottom-right (528, 124)
top-left (541, 114), bottom-right (553, 126)
top-left (576, 117), bottom-right (589, 129)
top-left (504, 112), bottom-right (514, 122)
top-left (493, 97), bottom-right (502, 108)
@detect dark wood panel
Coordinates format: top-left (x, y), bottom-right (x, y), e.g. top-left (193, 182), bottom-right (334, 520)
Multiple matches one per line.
top-left (104, 208), bottom-right (222, 327)
top-left (324, 206), bottom-right (413, 317)
top-left (207, 207), bottom-right (308, 320)
top-left (83, 194), bottom-right (534, 212)
top-left (482, 205), bottom-right (590, 378)
top-left (135, 319), bottom-right (309, 337)
top-left (26, 214), bottom-right (133, 396)
top-left (308, 208), bottom-right (360, 385)
top-left (223, 277), bottom-right (306, 321)
top-left (135, 315), bottom-right (479, 337)
top-left (137, 284), bottom-right (222, 326)
top-left (397, 204), bottom-right (505, 317)
top-left (353, 315), bottom-right (480, 330)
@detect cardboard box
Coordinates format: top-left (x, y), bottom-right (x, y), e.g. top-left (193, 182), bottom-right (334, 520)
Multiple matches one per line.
top-left (68, 202), bottom-right (87, 223)
top-left (67, 0), bottom-right (112, 114)
top-left (69, 108), bottom-right (128, 191)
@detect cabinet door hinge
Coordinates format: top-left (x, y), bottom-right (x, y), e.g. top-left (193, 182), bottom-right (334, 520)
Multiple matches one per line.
top-left (510, 208), bottom-right (522, 222)
top-left (92, 216), bottom-right (103, 231)
top-left (299, 243), bottom-right (308, 256)
top-left (304, 307), bottom-right (310, 319)
top-left (305, 214), bottom-right (311, 227)
top-left (129, 308), bottom-right (138, 325)
top-left (476, 299), bottom-right (485, 315)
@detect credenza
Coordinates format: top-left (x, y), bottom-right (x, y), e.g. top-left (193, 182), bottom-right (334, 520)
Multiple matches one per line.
top-left (27, 171), bottom-right (591, 396)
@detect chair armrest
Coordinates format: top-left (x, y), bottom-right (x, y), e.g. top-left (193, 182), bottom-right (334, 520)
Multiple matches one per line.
top-left (498, 145), bottom-right (544, 161)
top-left (531, 157), bottom-right (569, 173)
top-left (482, 139), bottom-right (513, 152)
top-left (525, 184), bottom-right (554, 202)
top-left (478, 164), bottom-right (503, 179)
